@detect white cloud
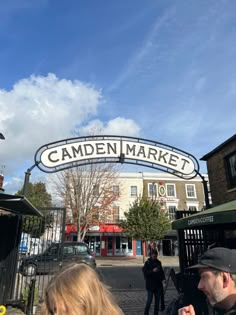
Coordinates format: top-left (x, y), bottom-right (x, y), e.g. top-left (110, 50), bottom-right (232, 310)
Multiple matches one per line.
top-left (0, 74), bottom-right (142, 194)
top-left (79, 117), bottom-right (141, 137)
top-left (0, 73), bottom-right (102, 168)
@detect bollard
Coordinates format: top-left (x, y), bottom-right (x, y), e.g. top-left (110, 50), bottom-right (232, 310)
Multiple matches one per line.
top-left (25, 279), bottom-right (36, 315)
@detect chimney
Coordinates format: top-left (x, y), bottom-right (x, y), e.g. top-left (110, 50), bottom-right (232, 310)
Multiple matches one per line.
top-left (0, 174), bottom-right (4, 192)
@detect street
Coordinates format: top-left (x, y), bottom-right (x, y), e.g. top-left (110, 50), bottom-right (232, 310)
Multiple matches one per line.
top-left (97, 265), bottom-right (179, 315)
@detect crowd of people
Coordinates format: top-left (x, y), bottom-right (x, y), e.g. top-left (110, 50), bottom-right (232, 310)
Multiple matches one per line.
top-left (35, 247), bottom-right (236, 315)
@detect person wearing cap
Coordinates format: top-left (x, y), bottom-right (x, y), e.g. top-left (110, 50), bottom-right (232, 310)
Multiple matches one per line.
top-left (142, 249), bottom-right (166, 315)
top-left (178, 247), bottom-right (236, 315)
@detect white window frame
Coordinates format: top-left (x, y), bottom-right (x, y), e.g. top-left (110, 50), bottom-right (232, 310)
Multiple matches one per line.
top-left (225, 151), bottom-right (236, 188)
top-left (186, 203), bottom-right (199, 211)
top-left (148, 183), bottom-right (157, 198)
top-left (112, 206), bottom-right (120, 223)
top-left (130, 185), bottom-right (137, 197)
top-left (166, 184), bottom-right (176, 198)
top-left (168, 205), bottom-right (177, 221)
top-left (185, 184), bottom-right (196, 198)
top-left (113, 185), bottom-right (120, 197)
top-left (93, 184), bottom-right (99, 196)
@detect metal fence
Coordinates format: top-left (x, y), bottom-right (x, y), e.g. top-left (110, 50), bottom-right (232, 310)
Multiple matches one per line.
top-left (6, 207), bottom-right (66, 314)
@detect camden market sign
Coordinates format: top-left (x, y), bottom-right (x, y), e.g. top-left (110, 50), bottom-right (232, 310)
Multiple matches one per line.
top-left (34, 135), bottom-right (199, 179)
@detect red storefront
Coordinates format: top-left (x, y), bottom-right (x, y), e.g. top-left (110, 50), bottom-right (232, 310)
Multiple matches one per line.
top-left (65, 223), bottom-right (137, 257)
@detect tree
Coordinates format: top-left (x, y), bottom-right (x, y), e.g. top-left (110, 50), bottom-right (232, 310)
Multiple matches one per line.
top-left (17, 182), bottom-right (52, 237)
top-left (50, 163), bottom-right (120, 241)
top-left (120, 197), bottom-right (171, 260)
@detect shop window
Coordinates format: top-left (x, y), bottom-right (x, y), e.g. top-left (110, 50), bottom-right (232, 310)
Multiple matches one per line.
top-left (185, 184), bottom-right (196, 198)
top-left (130, 185), bottom-right (137, 197)
top-left (148, 183), bottom-right (157, 198)
top-left (166, 184), bottom-right (176, 197)
top-left (225, 151), bottom-right (236, 188)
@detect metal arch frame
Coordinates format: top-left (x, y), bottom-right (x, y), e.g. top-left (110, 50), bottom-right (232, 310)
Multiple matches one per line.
top-left (23, 135), bottom-right (211, 208)
top-left (33, 135), bottom-right (200, 179)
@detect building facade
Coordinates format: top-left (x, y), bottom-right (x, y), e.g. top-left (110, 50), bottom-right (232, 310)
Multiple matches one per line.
top-left (201, 134), bottom-right (236, 206)
top-left (65, 171), bottom-right (209, 257)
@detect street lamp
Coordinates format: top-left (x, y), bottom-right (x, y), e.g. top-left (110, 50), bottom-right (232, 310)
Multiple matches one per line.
top-left (0, 133), bottom-right (5, 192)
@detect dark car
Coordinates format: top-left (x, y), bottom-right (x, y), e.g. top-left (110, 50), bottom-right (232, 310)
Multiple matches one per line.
top-left (19, 241), bottom-right (96, 276)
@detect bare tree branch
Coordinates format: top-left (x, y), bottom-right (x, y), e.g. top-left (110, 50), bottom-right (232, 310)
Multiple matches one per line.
top-left (50, 162), bottom-right (121, 241)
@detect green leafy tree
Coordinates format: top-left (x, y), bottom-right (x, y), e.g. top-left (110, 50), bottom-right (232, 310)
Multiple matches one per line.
top-left (17, 182), bottom-right (52, 237)
top-left (17, 182), bottom-right (52, 208)
top-left (120, 197), bottom-right (171, 260)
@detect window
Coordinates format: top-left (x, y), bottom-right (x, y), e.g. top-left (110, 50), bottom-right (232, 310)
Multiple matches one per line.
top-left (166, 184), bottom-right (176, 197)
top-left (186, 184), bottom-right (196, 198)
top-left (189, 206), bottom-right (197, 211)
top-left (63, 246), bottom-right (73, 255)
top-left (92, 207), bottom-right (99, 220)
top-left (74, 245), bottom-right (87, 253)
top-left (107, 206), bottom-right (119, 223)
top-left (148, 183), bottom-right (157, 198)
top-left (93, 184), bottom-right (99, 196)
top-left (225, 151), bottom-right (236, 188)
top-left (113, 185), bottom-right (120, 196)
top-left (130, 186), bottom-right (137, 197)
top-left (168, 206), bottom-right (176, 220)
top-left (112, 206), bottom-right (119, 223)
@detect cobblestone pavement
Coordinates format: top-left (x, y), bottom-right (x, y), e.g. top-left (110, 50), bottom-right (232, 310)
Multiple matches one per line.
top-left (112, 276), bottom-right (179, 315)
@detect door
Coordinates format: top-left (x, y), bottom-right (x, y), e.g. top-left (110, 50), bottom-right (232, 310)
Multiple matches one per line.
top-left (107, 236), bottom-right (113, 256)
top-left (136, 240), bottom-right (142, 255)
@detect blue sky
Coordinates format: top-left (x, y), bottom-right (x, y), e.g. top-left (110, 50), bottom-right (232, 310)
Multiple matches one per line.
top-left (1, 0), bottom-right (236, 194)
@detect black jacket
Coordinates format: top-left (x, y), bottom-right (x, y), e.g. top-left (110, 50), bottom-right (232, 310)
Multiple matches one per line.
top-left (215, 304), bottom-right (236, 315)
top-left (142, 257), bottom-right (165, 290)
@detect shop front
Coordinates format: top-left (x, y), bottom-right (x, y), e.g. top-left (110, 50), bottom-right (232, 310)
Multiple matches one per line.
top-left (65, 223), bottom-right (135, 257)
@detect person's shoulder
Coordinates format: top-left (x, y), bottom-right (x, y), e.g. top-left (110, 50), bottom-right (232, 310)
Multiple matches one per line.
top-left (226, 303), bottom-right (236, 315)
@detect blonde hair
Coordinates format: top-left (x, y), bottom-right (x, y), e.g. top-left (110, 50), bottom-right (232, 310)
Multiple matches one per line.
top-left (41, 263), bottom-right (124, 315)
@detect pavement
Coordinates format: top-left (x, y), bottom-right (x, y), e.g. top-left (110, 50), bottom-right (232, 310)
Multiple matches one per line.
top-left (96, 255), bottom-right (180, 314)
top-left (96, 254), bottom-right (180, 267)
top-left (6, 255), bottom-right (180, 315)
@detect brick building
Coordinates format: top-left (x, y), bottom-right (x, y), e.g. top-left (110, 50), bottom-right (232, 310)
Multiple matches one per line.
top-left (201, 134), bottom-right (236, 206)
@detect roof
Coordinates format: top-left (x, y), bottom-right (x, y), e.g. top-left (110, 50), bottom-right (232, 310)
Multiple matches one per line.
top-left (201, 134), bottom-right (236, 161)
top-left (172, 200), bottom-right (236, 230)
top-left (0, 193), bottom-right (43, 217)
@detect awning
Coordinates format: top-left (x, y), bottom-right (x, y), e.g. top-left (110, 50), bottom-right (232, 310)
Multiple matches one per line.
top-left (172, 200), bottom-right (236, 230)
top-left (65, 223), bottom-right (124, 234)
top-left (0, 193), bottom-right (43, 217)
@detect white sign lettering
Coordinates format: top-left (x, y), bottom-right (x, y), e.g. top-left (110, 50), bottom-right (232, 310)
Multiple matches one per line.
top-left (40, 139), bottom-right (195, 175)
top-left (188, 216), bottom-right (214, 226)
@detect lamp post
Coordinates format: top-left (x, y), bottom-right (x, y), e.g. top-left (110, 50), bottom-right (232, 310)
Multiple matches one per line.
top-left (22, 163), bottom-right (37, 197)
top-left (195, 170), bottom-right (210, 210)
top-left (0, 133), bottom-right (5, 192)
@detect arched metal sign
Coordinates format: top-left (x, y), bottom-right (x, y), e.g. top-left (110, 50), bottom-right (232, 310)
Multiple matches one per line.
top-left (34, 135), bottom-right (199, 179)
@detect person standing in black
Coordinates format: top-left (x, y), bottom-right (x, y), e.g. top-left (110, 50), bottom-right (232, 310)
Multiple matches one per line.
top-left (143, 249), bottom-right (165, 315)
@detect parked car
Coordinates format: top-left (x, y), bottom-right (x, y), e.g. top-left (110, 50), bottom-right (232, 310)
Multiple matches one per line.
top-left (19, 241), bottom-right (96, 276)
